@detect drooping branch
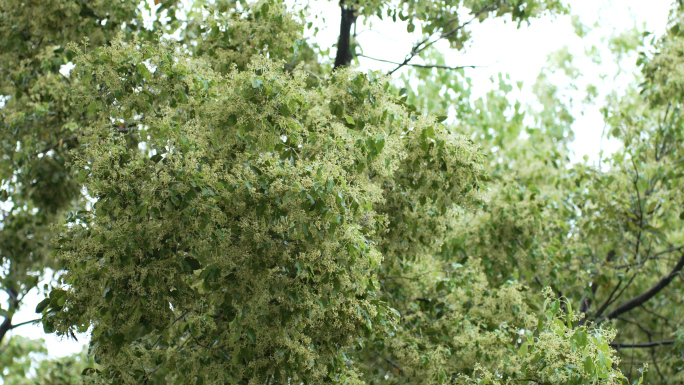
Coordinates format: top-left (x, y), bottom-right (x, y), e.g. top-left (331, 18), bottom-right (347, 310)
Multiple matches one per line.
top-left (610, 340), bottom-right (675, 349)
top-left (596, 251), bottom-right (684, 324)
top-left (333, 1), bottom-right (357, 69)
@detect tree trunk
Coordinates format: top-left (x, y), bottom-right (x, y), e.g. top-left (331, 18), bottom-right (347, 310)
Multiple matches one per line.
top-left (334, 3), bottom-right (356, 69)
top-left (0, 287), bottom-right (19, 345)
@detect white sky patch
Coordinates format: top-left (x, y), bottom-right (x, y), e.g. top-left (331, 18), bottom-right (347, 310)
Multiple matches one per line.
top-left (141, 0), bottom-right (163, 30)
top-left (59, 62), bottom-right (75, 77)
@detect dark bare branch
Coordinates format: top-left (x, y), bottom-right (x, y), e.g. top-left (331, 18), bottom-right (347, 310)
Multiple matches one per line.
top-left (597, 251), bottom-right (684, 324)
top-left (594, 273), bottom-right (637, 321)
top-left (610, 340), bottom-right (675, 349)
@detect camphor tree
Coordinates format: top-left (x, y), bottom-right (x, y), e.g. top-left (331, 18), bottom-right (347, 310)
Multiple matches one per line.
top-left (0, 0), bottom-right (682, 384)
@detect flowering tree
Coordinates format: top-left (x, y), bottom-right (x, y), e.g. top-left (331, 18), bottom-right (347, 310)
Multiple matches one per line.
top-left (1, 0), bottom-right (682, 384)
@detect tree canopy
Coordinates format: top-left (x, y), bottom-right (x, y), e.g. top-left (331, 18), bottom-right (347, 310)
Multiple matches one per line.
top-left (1, 0), bottom-right (683, 384)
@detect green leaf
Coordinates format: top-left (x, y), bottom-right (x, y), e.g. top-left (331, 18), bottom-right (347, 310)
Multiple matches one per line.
top-left (35, 298), bottom-right (51, 313)
top-left (375, 134), bottom-right (385, 152)
top-left (519, 342), bottom-right (529, 356)
top-left (425, 126), bottom-right (435, 139)
top-left (583, 356), bottom-right (595, 374)
top-left (229, 317), bottom-right (242, 347)
top-left (77, 169), bottom-right (89, 184)
top-left (572, 329), bottom-right (587, 349)
top-left (136, 63), bottom-right (152, 80)
top-left (553, 318), bottom-right (566, 335)
top-left (49, 289), bottom-right (67, 300)
top-left (87, 102), bottom-right (98, 116)
top-left (251, 77), bottom-right (264, 89)
top-left (183, 257), bottom-right (201, 271)
top-left (227, 114), bottom-right (238, 126)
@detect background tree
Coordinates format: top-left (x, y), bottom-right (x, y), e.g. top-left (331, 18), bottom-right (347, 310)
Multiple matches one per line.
top-left (397, 7), bottom-right (684, 383)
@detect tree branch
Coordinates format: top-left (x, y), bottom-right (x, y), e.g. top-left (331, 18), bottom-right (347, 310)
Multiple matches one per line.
top-left (609, 340), bottom-right (675, 349)
top-left (594, 273), bottom-right (636, 321)
top-left (596, 251), bottom-right (684, 324)
top-left (358, 54), bottom-right (483, 70)
top-left (0, 317), bottom-right (11, 347)
top-left (616, 316), bottom-right (660, 336)
top-left (388, 1), bottom-right (501, 74)
top-left (9, 318), bottom-right (41, 330)
top-left (151, 310), bottom-right (189, 349)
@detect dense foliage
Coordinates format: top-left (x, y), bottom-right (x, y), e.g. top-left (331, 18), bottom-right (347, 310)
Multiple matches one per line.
top-left (1, 0), bottom-right (682, 384)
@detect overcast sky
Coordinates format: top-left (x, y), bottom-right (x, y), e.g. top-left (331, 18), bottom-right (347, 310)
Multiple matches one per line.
top-left (4, 0), bottom-right (674, 361)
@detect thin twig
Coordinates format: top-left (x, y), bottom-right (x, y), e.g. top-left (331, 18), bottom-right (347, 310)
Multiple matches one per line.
top-left (592, 275), bottom-right (628, 321)
top-left (616, 316), bottom-right (660, 336)
top-left (385, 357), bottom-right (405, 376)
top-left (639, 305), bottom-right (674, 328)
top-left (359, 54), bottom-right (483, 71)
top-left (609, 339), bottom-right (675, 348)
top-left (650, 336), bottom-right (667, 382)
top-left (9, 318), bottom-right (41, 329)
top-left (597, 272), bottom-right (638, 319)
top-left (151, 310), bottom-right (189, 349)
top-left (283, 65), bottom-right (322, 81)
